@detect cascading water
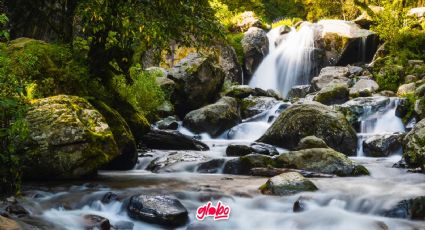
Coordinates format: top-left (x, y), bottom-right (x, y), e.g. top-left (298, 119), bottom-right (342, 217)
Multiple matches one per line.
top-left (249, 23), bottom-right (317, 97)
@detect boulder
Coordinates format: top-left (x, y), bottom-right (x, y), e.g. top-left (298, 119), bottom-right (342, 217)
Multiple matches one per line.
top-left (316, 20), bottom-right (379, 66)
top-left (313, 83), bottom-right (349, 105)
top-left (223, 154), bottom-right (274, 175)
top-left (241, 96), bottom-right (278, 119)
top-left (224, 85), bottom-right (256, 98)
top-left (127, 195), bottom-right (188, 226)
top-left (403, 119), bottom-right (425, 170)
top-left (258, 102), bottom-right (357, 156)
top-left (349, 79), bottom-right (379, 97)
top-left (226, 143), bottom-right (278, 157)
top-left (23, 95), bottom-right (118, 179)
top-left (311, 66), bottom-right (351, 91)
top-left (196, 159), bottom-right (226, 173)
top-left (83, 214), bottom-right (110, 230)
top-left (169, 53), bottom-right (225, 116)
top-left (219, 45), bottom-right (243, 84)
top-left (142, 130), bottom-right (209, 151)
top-left (296, 136), bottom-right (328, 150)
top-left (183, 97), bottom-right (241, 137)
top-left (89, 100), bottom-right (137, 170)
top-left (363, 133), bottom-right (404, 157)
top-left (414, 99), bottom-right (425, 120)
top-left (287, 85), bottom-right (312, 99)
top-left (397, 83), bottom-right (416, 96)
top-left (147, 151), bottom-right (210, 173)
top-left (260, 172), bottom-right (318, 196)
top-left (156, 116), bottom-right (179, 130)
top-left (242, 27), bottom-right (269, 81)
top-left (336, 96), bottom-right (390, 125)
top-left (276, 148), bottom-right (369, 176)
top-left (384, 196), bottom-right (425, 220)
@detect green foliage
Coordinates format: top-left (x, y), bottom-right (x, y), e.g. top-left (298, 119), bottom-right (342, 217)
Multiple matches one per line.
top-left (374, 61), bottom-right (403, 92)
top-left (272, 18), bottom-right (303, 28)
top-left (113, 67), bottom-right (165, 119)
top-left (0, 13), bottom-right (9, 41)
top-left (400, 92), bottom-right (417, 123)
top-left (226, 32), bottom-right (244, 64)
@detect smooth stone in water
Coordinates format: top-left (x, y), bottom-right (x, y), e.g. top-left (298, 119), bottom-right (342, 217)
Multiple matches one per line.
top-left (147, 151), bottom-right (210, 173)
top-left (83, 214), bottom-right (111, 230)
top-left (156, 116), bottom-right (179, 130)
top-left (226, 143), bottom-right (278, 157)
top-left (349, 79), bottom-right (379, 97)
top-left (384, 196), bottom-right (425, 220)
top-left (363, 133), bottom-right (403, 157)
top-left (127, 195), bottom-right (188, 227)
top-left (223, 154), bottom-right (274, 175)
top-left (196, 159), bottom-right (226, 173)
top-left (241, 96), bottom-right (278, 119)
top-left (142, 129), bottom-right (209, 151)
top-left (313, 83), bottom-right (349, 105)
top-left (260, 172), bottom-right (318, 196)
top-left (296, 136), bottom-right (329, 150)
top-left (287, 85), bottom-right (312, 99)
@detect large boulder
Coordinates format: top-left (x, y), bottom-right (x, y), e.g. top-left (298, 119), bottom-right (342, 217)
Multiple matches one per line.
top-left (89, 100), bottom-right (137, 170)
top-left (349, 79), bottom-right (379, 97)
top-left (141, 130), bottom-right (209, 151)
top-left (313, 83), bottom-right (349, 105)
top-left (363, 133), bottom-right (403, 157)
top-left (316, 20), bottom-right (379, 66)
top-left (169, 53), bottom-right (225, 116)
top-left (219, 45), bottom-right (243, 83)
top-left (183, 97), bottom-right (241, 137)
top-left (223, 154), bottom-right (274, 175)
top-left (241, 96), bottom-right (278, 119)
top-left (384, 196), bottom-right (425, 220)
top-left (242, 27), bottom-right (269, 81)
top-left (260, 172), bottom-right (318, 196)
top-left (258, 102), bottom-right (357, 156)
top-left (276, 148), bottom-right (369, 176)
top-left (311, 66), bottom-right (351, 91)
top-left (403, 119), bottom-right (425, 170)
top-left (23, 95), bottom-right (118, 179)
top-left (127, 195), bottom-right (188, 227)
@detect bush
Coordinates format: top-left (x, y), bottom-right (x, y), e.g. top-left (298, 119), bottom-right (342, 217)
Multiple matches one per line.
top-left (113, 67), bottom-right (165, 119)
top-left (374, 61), bottom-right (404, 92)
top-left (226, 32), bottom-right (244, 64)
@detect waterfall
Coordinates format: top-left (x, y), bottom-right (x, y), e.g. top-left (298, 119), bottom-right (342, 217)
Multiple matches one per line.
top-left (249, 23), bottom-right (317, 97)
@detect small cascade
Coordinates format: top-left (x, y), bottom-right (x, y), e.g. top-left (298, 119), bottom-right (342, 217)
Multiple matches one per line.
top-left (249, 24), bottom-right (318, 97)
top-left (356, 98), bottom-right (405, 156)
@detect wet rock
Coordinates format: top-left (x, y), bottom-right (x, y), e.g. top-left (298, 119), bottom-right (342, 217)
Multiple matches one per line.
top-left (414, 99), bottom-right (425, 120)
top-left (260, 172), bottom-right (318, 196)
top-left (393, 158), bottom-right (408, 168)
top-left (258, 102), bottom-right (357, 156)
top-left (384, 196), bottom-right (425, 220)
top-left (312, 66), bottom-right (351, 91)
top-left (276, 148), bottom-right (369, 176)
top-left (242, 27), bottom-right (269, 81)
top-left (397, 83), bottom-right (416, 96)
top-left (112, 221), bottom-right (134, 230)
top-left (296, 136), bottom-right (328, 150)
top-left (147, 151), bottom-right (210, 173)
top-left (156, 116), bottom-right (179, 130)
top-left (101, 192), bottom-right (119, 204)
top-left (196, 159), bottom-right (226, 173)
top-left (403, 119), bottom-right (425, 170)
top-left (241, 96), bottom-right (278, 119)
top-left (363, 134), bottom-right (404, 157)
top-left (0, 216), bottom-right (21, 230)
top-left (219, 45), bottom-right (243, 84)
top-left (336, 96), bottom-right (390, 125)
top-left (349, 79), bottom-right (379, 97)
top-left (395, 98), bottom-right (411, 118)
top-left (22, 95), bottom-right (118, 179)
top-left (224, 85), bottom-right (257, 98)
top-left (293, 197), bottom-right (311, 212)
top-left (226, 143), bottom-right (278, 157)
top-left (183, 97), bottom-right (241, 137)
top-left (1, 202), bottom-right (30, 218)
top-left (127, 195), bottom-right (188, 227)
top-left (169, 53), bottom-right (225, 116)
top-left (287, 85), bottom-right (312, 99)
top-left (89, 100), bottom-right (138, 170)
top-left (83, 214), bottom-right (111, 230)
top-left (223, 154), bottom-right (274, 175)
top-left (314, 83), bottom-right (349, 105)
top-left (142, 130), bottom-right (209, 151)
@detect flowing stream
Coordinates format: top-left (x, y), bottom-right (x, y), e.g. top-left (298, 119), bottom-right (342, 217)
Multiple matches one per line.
top-left (14, 23), bottom-right (425, 230)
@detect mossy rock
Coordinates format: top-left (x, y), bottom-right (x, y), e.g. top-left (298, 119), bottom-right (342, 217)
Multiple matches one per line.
top-left (23, 95), bottom-right (119, 179)
top-left (403, 119), bottom-right (425, 171)
top-left (260, 172), bottom-right (318, 196)
top-left (313, 83), bottom-right (349, 105)
top-left (88, 99), bottom-right (138, 170)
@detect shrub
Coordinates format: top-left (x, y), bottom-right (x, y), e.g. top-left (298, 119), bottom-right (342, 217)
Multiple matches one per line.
top-left (374, 61), bottom-right (404, 92)
top-left (226, 32), bottom-right (244, 64)
top-left (113, 67), bottom-right (165, 119)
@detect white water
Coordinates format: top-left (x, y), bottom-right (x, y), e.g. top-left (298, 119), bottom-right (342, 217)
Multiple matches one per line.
top-left (249, 24), bottom-right (317, 97)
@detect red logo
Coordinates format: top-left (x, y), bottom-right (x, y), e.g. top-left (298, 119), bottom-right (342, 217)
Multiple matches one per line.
top-left (196, 201), bottom-right (231, 221)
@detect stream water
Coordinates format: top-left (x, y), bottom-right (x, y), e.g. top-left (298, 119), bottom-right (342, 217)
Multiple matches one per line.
top-left (14, 22), bottom-right (425, 230)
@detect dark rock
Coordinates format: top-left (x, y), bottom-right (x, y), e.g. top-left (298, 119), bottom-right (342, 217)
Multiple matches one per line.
top-left (197, 159), bottom-right (226, 173)
top-left (226, 143), bottom-right (278, 157)
top-left (127, 195), bottom-right (188, 226)
top-left (223, 154), bottom-right (274, 175)
top-left (384, 196), bottom-right (425, 220)
top-left (142, 129), bottom-right (209, 151)
top-left (183, 97), bottom-right (241, 137)
top-left (296, 136), bottom-right (328, 150)
top-left (260, 172), bottom-right (318, 196)
top-left (101, 192), bottom-right (119, 204)
top-left (395, 98), bottom-right (411, 118)
top-left (83, 214), bottom-right (111, 230)
top-left (250, 142), bottom-right (279, 156)
top-left (363, 133), bottom-right (404, 157)
top-left (169, 53), bottom-right (225, 116)
top-left (147, 151), bottom-right (210, 173)
top-left (2, 203), bottom-right (30, 218)
top-left (293, 197), bottom-right (310, 212)
top-left (219, 45), bottom-right (243, 84)
top-left (112, 220), bottom-right (134, 230)
top-left (242, 27), bottom-right (269, 82)
top-left (287, 85), bottom-right (312, 99)
top-left (258, 102), bottom-right (357, 156)
top-left (186, 222), bottom-right (217, 230)
top-left (156, 116), bottom-right (179, 130)
top-left (241, 96), bottom-right (278, 119)
top-left (393, 158), bottom-right (407, 168)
